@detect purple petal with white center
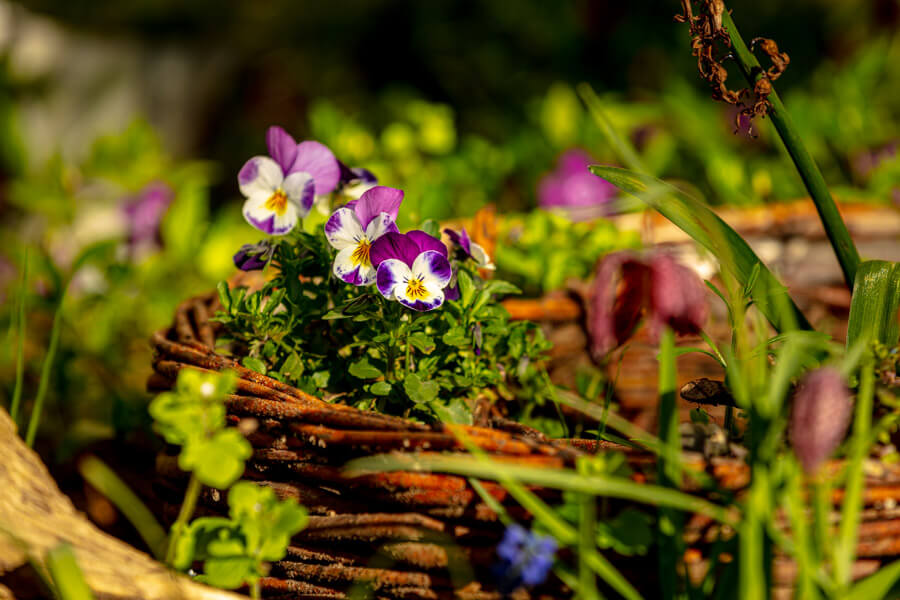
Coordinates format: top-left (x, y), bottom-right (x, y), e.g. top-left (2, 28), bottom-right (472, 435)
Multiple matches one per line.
top-left (324, 207), bottom-right (365, 250)
top-left (333, 245), bottom-right (375, 286)
top-left (376, 258), bottom-right (411, 299)
top-left (289, 141), bottom-right (340, 195)
top-left (411, 250), bottom-right (452, 289)
top-left (397, 289), bottom-right (444, 312)
top-left (238, 156), bottom-right (283, 198)
top-left (282, 172), bottom-right (316, 216)
top-left (266, 126), bottom-right (298, 175)
top-left (353, 186), bottom-right (404, 230)
top-left (242, 192), bottom-right (298, 235)
top-left (364, 212), bottom-right (398, 243)
top-left (369, 232), bottom-right (420, 269)
top-left (407, 230), bottom-right (448, 258)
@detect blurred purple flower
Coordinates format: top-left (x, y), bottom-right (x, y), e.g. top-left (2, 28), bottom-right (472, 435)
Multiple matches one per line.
top-left (493, 524), bottom-right (557, 593)
top-left (852, 141), bottom-right (897, 180)
top-left (589, 252), bottom-right (709, 358)
top-left (538, 149), bottom-right (616, 212)
top-left (791, 368), bottom-right (852, 474)
top-left (337, 160), bottom-right (378, 200)
top-left (122, 182), bottom-right (174, 254)
top-left (233, 240), bottom-right (276, 271)
top-left (444, 227), bottom-right (495, 270)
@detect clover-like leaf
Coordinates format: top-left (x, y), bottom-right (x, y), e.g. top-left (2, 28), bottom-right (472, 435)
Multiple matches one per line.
top-left (180, 429), bottom-right (252, 489)
top-left (348, 357), bottom-right (383, 379)
top-left (404, 373), bottom-right (439, 405)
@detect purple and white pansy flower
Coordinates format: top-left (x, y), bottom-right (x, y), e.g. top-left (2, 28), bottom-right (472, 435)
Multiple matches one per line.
top-left (238, 126), bottom-right (341, 235)
top-left (370, 231), bottom-right (453, 311)
top-left (444, 227), bottom-right (495, 270)
top-left (325, 186), bottom-right (404, 285)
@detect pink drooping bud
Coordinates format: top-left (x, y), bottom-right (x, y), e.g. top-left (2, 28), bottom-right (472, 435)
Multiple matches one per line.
top-left (588, 251), bottom-right (709, 359)
top-left (791, 367), bottom-right (853, 474)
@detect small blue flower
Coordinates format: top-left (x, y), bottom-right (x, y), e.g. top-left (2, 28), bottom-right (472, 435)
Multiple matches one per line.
top-left (493, 524), bottom-right (557, 593)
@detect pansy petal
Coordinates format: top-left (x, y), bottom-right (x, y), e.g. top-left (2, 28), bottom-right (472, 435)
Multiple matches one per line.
top-left (365, 211), bottom-right (399, 242)
top-left (283, 172), bottom-right (316, 216)
top-left (238, 156), bottom-right (283, 198)
top-left (333, 245), bottom-right (375, 286)
top-left (354, 186), bottom-right (404, 230)
top-left (412, 250), bottom-right (452, 289)
top-left (397, 278), bottom-right (445, 312)
top-left (243, 191), bottom-right (296, 235)
top-left (469, 241), bottom-right (495, 270)
top-left (408, 230), bottom-right (448, 257)
top-left (369, 231), bottom-right (420, 269)
top-left (266, 126), bottom-right (298, 174)
top-left (376, 258), bottom-right (411, 299)
top-left (290, 141), bottom-right (340, 195)
top-left (324, 208), bottom-right (365, 250)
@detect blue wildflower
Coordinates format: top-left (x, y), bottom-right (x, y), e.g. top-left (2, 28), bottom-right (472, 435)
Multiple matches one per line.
top-left (493, 524), bottom-right (557, 593)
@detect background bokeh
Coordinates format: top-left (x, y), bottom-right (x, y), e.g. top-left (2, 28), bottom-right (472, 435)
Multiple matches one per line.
top-left (1, 0), bottom-right (899, 459)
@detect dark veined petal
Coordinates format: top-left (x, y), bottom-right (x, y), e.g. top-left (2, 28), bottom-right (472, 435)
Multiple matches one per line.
top-left (647, 253), bottom-right (709, 338)
top-left (791, 368), bottom-right (852, 474)
top-left (588, 252), bottom-right (651, 359)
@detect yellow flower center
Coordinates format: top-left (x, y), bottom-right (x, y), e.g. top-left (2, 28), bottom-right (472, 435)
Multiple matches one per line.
top-left (405, 277), bottom-right (428, 300)
top-left (350, 239), bottom-right (371, 267)
top-left (264, 189), bottom-right (289, 216)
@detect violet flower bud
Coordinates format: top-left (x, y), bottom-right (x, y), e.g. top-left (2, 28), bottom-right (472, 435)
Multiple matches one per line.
top-left (233, 240), bottom-right (276, 271)
top-left (791, 367), bottom-right (852, 474)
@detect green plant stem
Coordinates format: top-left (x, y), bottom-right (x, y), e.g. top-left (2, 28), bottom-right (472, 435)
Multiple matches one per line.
top-left (10, 249), bottom-right (29, 424)
top-left (78, 456), bottom-right (168, 561)
top-left (835, 355), bottom-right (875, 589)
top-left (250, 580), bottom-right (261, 600)
top-left (656, 327), bottom-right (683, 599)
top-left (25, 292), bottom-right (64, 448)
top-left (164, 474), bottom-right (202, 567)
top-left (721, 8), bottom-right (860, 289)
top-left (577, 458), bottom-right (598, 600)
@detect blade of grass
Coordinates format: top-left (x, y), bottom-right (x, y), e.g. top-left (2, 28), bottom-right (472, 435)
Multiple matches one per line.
top-left (10, 248), bottom-right (29, 424)
top-left (25, 289), bottom-right (65, 448)
top-left (845, 260), bottom-right (900, 349)
top-left (577, 83), bottom-right (647, 173)
top-left (46, 544), bottom-right (94, 600)
top-left (846, 558), bottom-right (900, 600)
top-left (834, 354), bottom-right (875, 589)
top-left (720, 7), bottom-right (860, 289)
top-left (77, 456), bottom-right (168, 561)
top-left (657, 328), bottom-right (682, 600)
top-left (589, 165), bottom-right (811, 334)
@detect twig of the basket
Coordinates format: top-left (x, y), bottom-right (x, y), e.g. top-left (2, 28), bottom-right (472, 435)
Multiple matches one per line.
top-left (0, 408), bottom-right (243, 600)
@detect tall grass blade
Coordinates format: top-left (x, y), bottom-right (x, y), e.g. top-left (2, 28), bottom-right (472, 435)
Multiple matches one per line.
top-left (846, 558), bottom-right (900, 600)
top-left (845, 260), bottom-right (900, 349)
top-left (78, 456), bottom-right (168, 561)
top-left (589, 165), bottom-right (811, 334)
top-left (25, 291), bottom-right (65, 447)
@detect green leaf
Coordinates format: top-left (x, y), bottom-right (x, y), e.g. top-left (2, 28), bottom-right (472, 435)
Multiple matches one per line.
top-left (846, 558), bottom-right (900, 600)
top-left (280, 352), bottom-right (304, 380)
top-left (216, 281), bottom-right (232, 312)
top-left (429, 397), bottom-right (472, 424)
top-left (846, 260), bottom-right (900, 349)
top-left (408, 332), bottom-right (435, 354)
top-left (589, 165), bottom-right (811, 333)
top-left (348, 357), bottom-right (383, 379)
top-left (180, 429), bottom-right (252, 489)
top-left (241, 356), bottom-right (267, 375)
top-left (403, 372), bottom-right (439, 405)
top-left (457, 270), bottom-right (475, 306)
top-left (483, 279), bottom-right (521, 297)
top-left (442, 327), bottom-right (470, 348)
top-left (370, 381), bottom-right (392, 396)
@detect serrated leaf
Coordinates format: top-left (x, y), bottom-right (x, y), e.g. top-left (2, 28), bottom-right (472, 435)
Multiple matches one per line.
top-left (348, 357), bottom-right (383, 379)
top-left (589, 165), bottom-right (811, 333)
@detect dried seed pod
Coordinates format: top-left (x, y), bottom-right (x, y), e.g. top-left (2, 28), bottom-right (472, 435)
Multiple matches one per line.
top-left (791, 368), bottom-right (853, 474)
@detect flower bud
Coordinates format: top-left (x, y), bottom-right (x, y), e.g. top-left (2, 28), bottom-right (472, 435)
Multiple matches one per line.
top-left (648, 253), bottom-right (708, 338)
top-left (791, 367), bottom-right (852, 474)
top-left (233, 240), bottom-right (275, 271)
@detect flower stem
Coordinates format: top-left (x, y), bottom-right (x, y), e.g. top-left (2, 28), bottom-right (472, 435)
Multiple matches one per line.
top-left (656, 326), bottom-right (682, 599)
top-left (721, 8), bottom-right (860, 289)
top-left (10, 248), bottom-right (29, 424)
top-left (164, 474), bottom-right (202, 567)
